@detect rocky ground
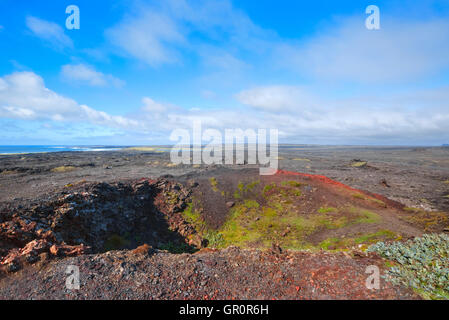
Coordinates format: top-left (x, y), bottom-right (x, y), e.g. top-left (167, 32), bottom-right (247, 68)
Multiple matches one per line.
top-left (1, 145), bottom-right (448, 211)
top-left (0, 246), bottom-right (419, 300)
top-left (0, 145), bottom-right (448, 300)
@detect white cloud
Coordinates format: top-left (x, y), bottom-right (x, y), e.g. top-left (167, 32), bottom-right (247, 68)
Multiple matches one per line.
top-left (236, 86), bottom-right (318, 112)
top-left (0, 72), bottom-right (136, 129)
top-left (61, 64), bottom-right (125, 87)
top-left (105, 0), bottom-right (271, 68)
top-left (106, 7), bottom-right (185, 66)
top-left (235, 85), bottom-right (449, 143)
top-left (277, 17), bottom-right (449, 83)
top-left (26, 16), bottom-right (73, 49)
top-left (141, 97), bottom-right (168, 113)
top-left (1, 73), bottom-right (448, 144)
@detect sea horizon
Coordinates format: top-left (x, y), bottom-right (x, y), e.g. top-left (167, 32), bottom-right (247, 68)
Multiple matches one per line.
top-left (0, 144), bottom-right (447, 155)
top-left (0, 145), bottom-right (127, 155)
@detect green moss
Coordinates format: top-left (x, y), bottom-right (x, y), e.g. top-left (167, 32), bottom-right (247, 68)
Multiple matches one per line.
top-left (233, 180), bottom-right (261, 199)
top-left (399, 207), bottom-right (449, 232)
top-left (351, 161), bottom-right (367, 167)
top-left (319, 230), bottom-right (397, 250)
top-left (220, 209), bottom-right (260, 246)
top-left (384, 260), bottom-right (396, 268)
top-left (233, 182), bottom-right (245, 199)
top-left (281, 180), bottom-right (302, 188)
top-left (203, 231), bottom-right (226, 248)
top-left (314, 207), bottom-right (380, 230)
top-left (354, 209), bottom-right (381, 224)
top-left (212, 195), bottom-right (383, 250)
top-left (218, 191), bottom-right (328, 250)
top-left (319, 237), bottom-right (346, 250)
top-left (180, 200), bottom-right (229, 249)
top-left (209, 177), bottom-right (219, 192)
top-left (180, 179), bottom-right (393, 252)
top-left (243, 199), bottom-right (260, 209)
top-left (262, 183), bottom-right (276, 196)
top-left (354, 230), bottom-right (396, 243)
top-left (166, 191), bottom-right (180, 205)
top-left (218, 200), bottom-right (299, 248)
top-left (268, 200), bottom-right (284, 213)
top-left (265, 182), bottom-right (302, 201)
top-left (263, 207), bottom-right (277, 218)
top-left (182, 202), bottom-right (202, 225)
top-left (316, 214), bottom-right (348, 229)
top-left (246, 180), bottom-right (260, 191)
top-left (369, 198), bottom-right (386, 207)
top-left (317, 206), bottom-right (338, 214)
top-left (352, 193), bottom-right (365, 200)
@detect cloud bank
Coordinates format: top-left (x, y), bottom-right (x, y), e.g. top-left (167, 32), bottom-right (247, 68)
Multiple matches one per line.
top-left (277, 17), bottom-right (449, 83)
top-left (1, 71), bottom-right (448, 145)
top-left (0, 72), bottom-right (136, 128)
top-left (26, 16), bottom-right (73, 49)
top-left (61, 64), bottom-right (125, 87)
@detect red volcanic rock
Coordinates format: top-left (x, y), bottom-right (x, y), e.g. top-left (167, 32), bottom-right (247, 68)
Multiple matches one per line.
top-left (36, 229), bottom-right (56, 242)
top-left (21, 239), bottom-right (49, 256)
top-left (2, 249), bottom-right (20, 265)
top-left (132, 243), bottom-right (153, 255)
top-left (1, 178), bottom-right (197, 274)
top-left (49, 244), bottom-right (59, 256)
top-left (49, 244), bottom-right (89, 257)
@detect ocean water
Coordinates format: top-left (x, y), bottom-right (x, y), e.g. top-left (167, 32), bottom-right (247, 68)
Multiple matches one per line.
top-left (0, 146), bottom-right (125, 155)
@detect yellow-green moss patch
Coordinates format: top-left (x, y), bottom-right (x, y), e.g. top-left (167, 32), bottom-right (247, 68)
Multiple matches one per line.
top-left (209, 177), bottom-right (219, 192)
top-left (400, 207), bottom-right (449, 232)
top-left (353, 209), bottom-right (382, 224)
top-left (317, 206), bottom-right (338, 214)
top-left (351, 161), bottom-right (367, 167)
top-left (125, 147), bottom-right (156, 151)
top-left (0, 170), bottom-right (17, 175)
top-left (51, 166), bottom-right (77, 173)
top-left (319, 230), bottom-right (397, 250)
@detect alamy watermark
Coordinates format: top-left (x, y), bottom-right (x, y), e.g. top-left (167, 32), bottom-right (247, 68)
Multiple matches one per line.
top-left (62, 5), bottom-right (378, 33)
top-left (365, 265), bottom-right (380, 290)
top-left (366, 5), bottom-right (380, 30)
top-left (65, 265), bottom-right (80, 290)
top-left (169, 121), bottom-right (279, 175)
top-left (65, 5), bottom-right (80, 30)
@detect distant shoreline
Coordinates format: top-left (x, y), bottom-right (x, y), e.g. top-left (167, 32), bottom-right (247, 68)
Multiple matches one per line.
top-left (0, 146), bottom-right (126, 155)
top-left (0, 144), bottom-right (447, 155)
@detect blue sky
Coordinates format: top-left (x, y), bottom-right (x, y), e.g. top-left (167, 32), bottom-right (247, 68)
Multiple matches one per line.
top-left (1, 0), bottom-right (449, 145)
